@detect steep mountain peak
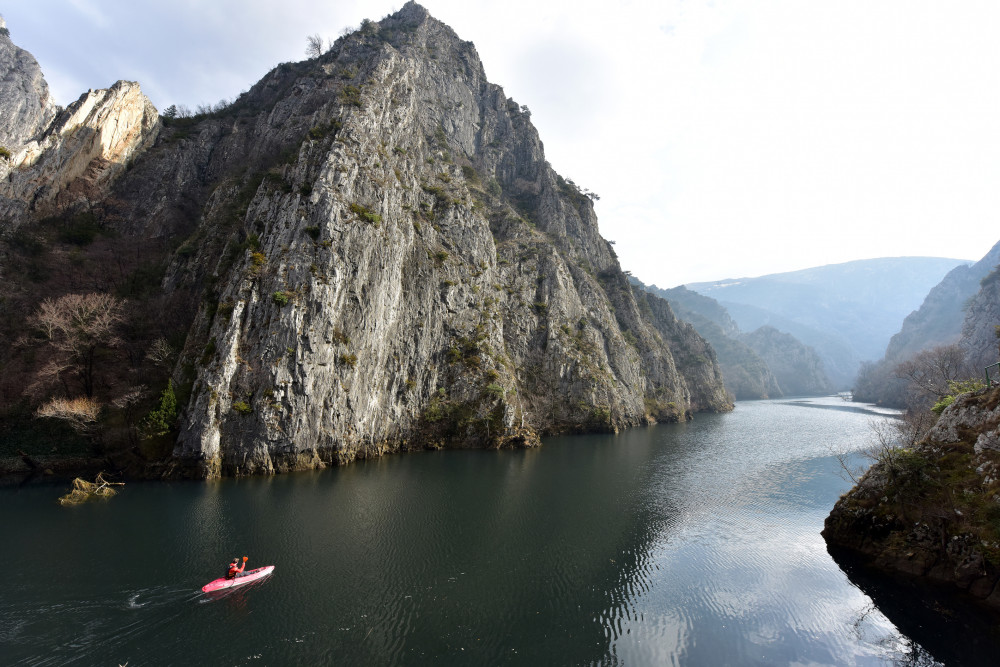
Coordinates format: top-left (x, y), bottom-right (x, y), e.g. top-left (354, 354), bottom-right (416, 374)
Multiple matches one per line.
top-left (0, 15), bottom-right (58, 151)
top-left (0, 7), bottom-right (732, 478)
top-left (397, 1), bottom-right (431, 21)
top-left (0, 79), bottom-right (159, 224)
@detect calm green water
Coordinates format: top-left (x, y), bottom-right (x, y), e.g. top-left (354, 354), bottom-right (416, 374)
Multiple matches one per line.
top-left (2, 397), bottom-right (997, 665)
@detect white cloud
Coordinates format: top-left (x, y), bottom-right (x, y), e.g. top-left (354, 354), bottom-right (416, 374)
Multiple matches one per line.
top-left (4, 0), bottom-right (999, 286)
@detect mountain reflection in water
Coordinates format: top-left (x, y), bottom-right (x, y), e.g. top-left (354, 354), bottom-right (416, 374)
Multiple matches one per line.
top-left (3, 397), bottom-right (994, 665)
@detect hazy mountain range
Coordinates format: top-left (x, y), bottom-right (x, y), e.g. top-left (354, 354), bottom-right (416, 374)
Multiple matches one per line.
top-left (683, 257), bottom-right (969, 388)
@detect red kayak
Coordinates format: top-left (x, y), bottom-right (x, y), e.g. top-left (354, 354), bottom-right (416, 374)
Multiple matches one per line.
top-left (201, 565), bottom-right (275, 593)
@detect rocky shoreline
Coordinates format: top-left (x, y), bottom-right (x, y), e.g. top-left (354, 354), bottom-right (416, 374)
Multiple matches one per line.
top-left (823, 385), bottom-right (1000, 610)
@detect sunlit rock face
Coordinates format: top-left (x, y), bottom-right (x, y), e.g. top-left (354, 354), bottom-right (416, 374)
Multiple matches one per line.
top-left (0, 16), bottom-right (57, 152)
top-left (160, 2), bottom-right (731, 477)
top-left (0, 80), bottom-right (159, 223)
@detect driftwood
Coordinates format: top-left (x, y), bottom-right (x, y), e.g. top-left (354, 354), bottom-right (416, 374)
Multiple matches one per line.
top-left (58, 472), bottom-right (124, 505)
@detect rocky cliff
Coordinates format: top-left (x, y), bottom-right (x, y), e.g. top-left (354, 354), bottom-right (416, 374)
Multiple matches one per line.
top-left (641, 283), bottom-right (782, 399)
top-left (0, 16), bottom-right (57, 152)
top-left (960, 265), bottom-right (1000, 372)
top-left (854, 240), bottom-right (999, 407)
top-left (739, 325), bottom-right (831, 396)
top-left (0, 81), bottom-right (160, 224)
top-left (0, 4), bottom-right (732, 479)
top-left (824, 385), bottom-right (1000, 610)
top-left (884, 241), bottom-right (999, 363)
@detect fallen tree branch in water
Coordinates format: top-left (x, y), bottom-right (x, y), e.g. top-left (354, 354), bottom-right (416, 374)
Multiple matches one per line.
top-left (58, 472), bottom-right (124, 505)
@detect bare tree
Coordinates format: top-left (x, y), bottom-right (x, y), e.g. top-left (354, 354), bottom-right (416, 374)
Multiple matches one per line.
top-left (36, 396), bottom-right (101, 434)
top-left (145, 337), bottom-right (176, 367)
top-left (306, 34), bottom-right (324, 59)
top-left (894, 344), bottom-right (975, 409)
top-left (29, 293), bottom-right (126, 397)
top-left (834, 411), bottom-right (935, 485)
top-left (113, 385), bottom-right (146, 447)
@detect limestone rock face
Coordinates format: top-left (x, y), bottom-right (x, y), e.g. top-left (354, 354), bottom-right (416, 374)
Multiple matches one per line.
top-left (0, 16), bottom-right (57, 152)
top-left (0, 4), bottom-right (731, 479)
top-left (158, 3), bottom-right (731, 477)
top-left (959, 263), bottom-right (1000, 371)
top-left (0, 80), bottom-right (159, 223)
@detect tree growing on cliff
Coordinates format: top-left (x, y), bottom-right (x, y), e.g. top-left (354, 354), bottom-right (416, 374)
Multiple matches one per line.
top-left (834, 412), bottom-right (934, 485)
top-left (305, 34), bottom-right (324, 59)
top-left (141, 379), bottom-right (177, 438)
top-left (29, 293), bottom-right (126, 398)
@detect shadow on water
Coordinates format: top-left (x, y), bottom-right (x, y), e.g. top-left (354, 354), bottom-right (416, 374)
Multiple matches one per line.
top-left (829, 547), bottom-right (1000, 667)
top-left (783, 398), bottom-right (901, 418)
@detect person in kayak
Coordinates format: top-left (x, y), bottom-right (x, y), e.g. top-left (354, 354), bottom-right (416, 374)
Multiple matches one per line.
top-left (226, 556), bottom-right (248, 579)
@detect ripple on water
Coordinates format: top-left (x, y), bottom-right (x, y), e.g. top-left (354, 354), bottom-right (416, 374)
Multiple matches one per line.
top-left (0, 397), bottom-right (971, 665)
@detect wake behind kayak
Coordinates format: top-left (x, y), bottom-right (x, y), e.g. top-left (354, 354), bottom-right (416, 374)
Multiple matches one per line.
top-left (201, 566), bottom-right (275, 593)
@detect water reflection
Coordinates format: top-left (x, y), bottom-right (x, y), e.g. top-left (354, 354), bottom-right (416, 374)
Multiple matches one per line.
top-left (2, 397), bottom-right (997, 664)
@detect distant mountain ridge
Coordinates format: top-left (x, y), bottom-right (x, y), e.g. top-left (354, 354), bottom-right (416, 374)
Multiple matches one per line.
top-left (685, 257), bottom-right (969, 388)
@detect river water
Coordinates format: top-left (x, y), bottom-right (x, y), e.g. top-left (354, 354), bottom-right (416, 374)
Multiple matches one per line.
top-left (2, 397), bottom-right (998, 665)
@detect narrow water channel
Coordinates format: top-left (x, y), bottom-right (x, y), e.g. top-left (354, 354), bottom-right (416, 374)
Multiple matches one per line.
top-left (2, 397), bottom-right (996, 665)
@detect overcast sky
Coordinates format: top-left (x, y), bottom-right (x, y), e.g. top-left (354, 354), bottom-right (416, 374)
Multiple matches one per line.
top-left (4, 1), bottom-right (999, 287)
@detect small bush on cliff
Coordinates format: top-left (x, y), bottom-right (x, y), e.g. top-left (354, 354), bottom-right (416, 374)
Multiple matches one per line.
top-left (0, 146), bottom-right (11, 160)
top-left (348, 202), bottom-right (381, 225)
top-left (264, 171), bottom-right (293, 193)
top-left (200, 337), bottom-right (217, 365)
top-left (931, 379), bottom-right (987, 414)
top-left (341, 85), bottom-right (362, 107)
top-left (835, 414), bottom-right (933, 485)
top-left (484, 383), bottom-right (505, 398)
top-left (232, 400), bottom-right (252, 414)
